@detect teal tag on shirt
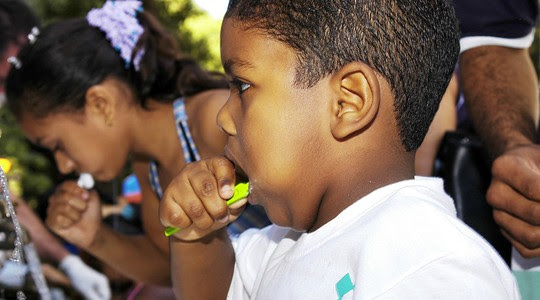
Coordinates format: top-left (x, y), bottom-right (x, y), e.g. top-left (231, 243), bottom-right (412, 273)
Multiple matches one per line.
top-left (336, 273), bottom-right (355, 300)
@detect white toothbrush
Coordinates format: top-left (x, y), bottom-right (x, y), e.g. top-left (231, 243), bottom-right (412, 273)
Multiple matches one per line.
top-left (77, 173), bottom-right (95, 189)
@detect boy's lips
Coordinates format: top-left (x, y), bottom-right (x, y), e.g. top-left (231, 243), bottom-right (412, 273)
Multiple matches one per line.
top-left (224, 147), bottom-right (249, 183)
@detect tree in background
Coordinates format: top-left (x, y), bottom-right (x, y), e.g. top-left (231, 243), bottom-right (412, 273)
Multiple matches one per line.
top-left (26, 0), bottom-right (223, 70)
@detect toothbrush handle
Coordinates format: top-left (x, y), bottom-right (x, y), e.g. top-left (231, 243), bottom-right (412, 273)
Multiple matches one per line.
top-left (163, 183), bottom-right (250, 237)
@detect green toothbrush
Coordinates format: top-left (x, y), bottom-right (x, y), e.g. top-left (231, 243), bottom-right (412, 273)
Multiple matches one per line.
top-left (164, 182), bottom-right (250, 237)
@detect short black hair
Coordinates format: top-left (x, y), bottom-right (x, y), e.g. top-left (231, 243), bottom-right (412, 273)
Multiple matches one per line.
top-left (0, 0), bottom-right (40, 53)
top-left (226, 0), bottom-right (460, 151)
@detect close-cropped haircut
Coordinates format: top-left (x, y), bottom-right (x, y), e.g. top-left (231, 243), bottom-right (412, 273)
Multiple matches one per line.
top-left (226, 0), bottom-right (460, 151)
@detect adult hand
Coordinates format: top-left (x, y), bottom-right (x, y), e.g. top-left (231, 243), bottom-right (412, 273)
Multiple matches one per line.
top-left (59, 254), bottom-right (111, 300)
top-left (46, 181), bottom-right (102, 249)
top-left (160, 156), bottom-right (247, 241)
top-left (487, 144), bottom-right (540, 258)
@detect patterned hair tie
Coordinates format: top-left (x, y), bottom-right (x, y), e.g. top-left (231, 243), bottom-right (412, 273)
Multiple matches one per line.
top-left (7, 56), bottom-right (22, 69)
top-left (86, 0), bottom-right (145, 70)
top-left (27, 27), bottom-right (40, 45)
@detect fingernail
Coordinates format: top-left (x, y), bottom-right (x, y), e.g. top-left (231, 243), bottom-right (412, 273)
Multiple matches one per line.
top-left (81, 191), bottom-right (89, 199)
top-left (221, 185), bottom-right (233, 196)
top-left (218, 215), bottom-right (229, 223)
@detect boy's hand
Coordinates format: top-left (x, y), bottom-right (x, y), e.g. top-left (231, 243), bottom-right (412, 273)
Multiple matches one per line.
top-left (160, 156), bottom-right (247, 241)
top-left (46, 181), bottom-right (102, 249)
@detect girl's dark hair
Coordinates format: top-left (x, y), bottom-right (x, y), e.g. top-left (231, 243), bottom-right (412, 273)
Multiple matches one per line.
top-left (0, 0), bottom-right (40, 54)
top-left (6, 10), bottom-right (227, 118)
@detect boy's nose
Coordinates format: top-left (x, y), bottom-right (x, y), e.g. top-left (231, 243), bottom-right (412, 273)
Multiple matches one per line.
top-left (54, 151), bottom-right (76, 175)
top-left (217, 101), bottom-right (237, 136)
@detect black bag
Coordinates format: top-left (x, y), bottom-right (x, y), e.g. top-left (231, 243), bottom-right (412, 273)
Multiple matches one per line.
top-left (434, 130), bottom-right (511, 265)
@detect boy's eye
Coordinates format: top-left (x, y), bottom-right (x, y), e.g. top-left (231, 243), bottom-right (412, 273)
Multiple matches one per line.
top-left (239, 82), bottom-right (251, 93)
top-left (230, 78), bottom-right (251, 94)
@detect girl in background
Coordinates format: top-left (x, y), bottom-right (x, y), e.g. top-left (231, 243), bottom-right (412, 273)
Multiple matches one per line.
top-left (5, 0), bottom-right (269, 296)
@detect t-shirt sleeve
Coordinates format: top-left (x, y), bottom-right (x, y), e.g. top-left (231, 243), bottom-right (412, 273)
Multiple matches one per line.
top-left (453, 0), bottom-right (538, 51)
top-left (227, 225), bottom-right (288, 299)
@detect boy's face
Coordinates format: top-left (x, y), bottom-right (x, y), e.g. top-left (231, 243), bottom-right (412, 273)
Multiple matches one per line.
top-left (218, 19), bottom-right (332, 231)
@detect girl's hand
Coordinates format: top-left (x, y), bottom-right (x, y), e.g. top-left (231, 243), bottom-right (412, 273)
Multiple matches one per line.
top-left (46, 181), bottom-right (102, 249)
top-left (159, 156), bottom-right (247, 241)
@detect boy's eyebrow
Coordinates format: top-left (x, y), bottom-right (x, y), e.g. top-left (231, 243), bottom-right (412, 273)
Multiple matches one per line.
top-left (223, 58), bottom-right (254, 74)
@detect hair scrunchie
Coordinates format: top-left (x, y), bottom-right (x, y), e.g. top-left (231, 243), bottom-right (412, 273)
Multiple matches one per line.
top-left (86, 0), bottom-right (145, 70)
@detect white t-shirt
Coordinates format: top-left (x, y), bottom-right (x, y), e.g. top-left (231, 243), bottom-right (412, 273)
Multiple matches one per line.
top-left (228, 177), bottom-right (519, 299)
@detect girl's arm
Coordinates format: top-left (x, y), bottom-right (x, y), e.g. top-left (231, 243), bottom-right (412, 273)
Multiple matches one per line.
top-left (85, 161), bottom-right (171, 285)
top-left (189, 89), bottom-right (230, 158)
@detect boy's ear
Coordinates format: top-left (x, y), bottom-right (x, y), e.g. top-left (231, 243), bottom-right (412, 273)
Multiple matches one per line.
top-left (85, 84), bottom-right (116, 126)
top-left (329, 62), bottom-right (380, 139)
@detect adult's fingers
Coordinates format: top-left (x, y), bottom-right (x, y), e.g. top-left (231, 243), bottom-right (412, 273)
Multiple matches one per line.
top-left (500, 227), bottom-right (540, 259)
top-left (488, 179), bottom-right (540, 226)
top-left (491, 149), bottom-right (540, 203)
top-left (493, 208), bottom-right (540, 251)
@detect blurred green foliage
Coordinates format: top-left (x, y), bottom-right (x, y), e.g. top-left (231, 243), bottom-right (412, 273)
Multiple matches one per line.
top-left (0, 106), bottom-right (55, 203)
top-left (25, 0), bottom-right (222, 71)
top-left (0, 0), bottom-right (223, 204)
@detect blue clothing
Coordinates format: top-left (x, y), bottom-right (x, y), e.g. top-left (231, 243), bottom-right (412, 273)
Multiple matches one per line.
top-left (454, 0), bottom-right (538, 39)
top-left (148, 97), bottom-right (271, 235)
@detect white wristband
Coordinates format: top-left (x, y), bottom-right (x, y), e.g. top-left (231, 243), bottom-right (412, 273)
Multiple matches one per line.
top-left (59, 254), bottom-right (110, 300)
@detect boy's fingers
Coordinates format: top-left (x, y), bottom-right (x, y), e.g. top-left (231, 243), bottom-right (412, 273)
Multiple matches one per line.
top-left (161, 178), bottom-right (193, 229)
top-left (160, 196), bottom-right (192, 229)
top-left (208, 156), bottom-right (236, 200)
top-left (228, 198), bottom-right (248, 210)
top-left (187, 171), bottom-right (224, 229)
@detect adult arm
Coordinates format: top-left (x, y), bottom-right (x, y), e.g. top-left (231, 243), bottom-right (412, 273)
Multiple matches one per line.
top-left (459, 46), bottom-right (540, 257)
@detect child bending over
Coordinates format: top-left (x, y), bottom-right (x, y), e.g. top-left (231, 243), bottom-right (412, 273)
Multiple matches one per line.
top-left (5, 0), bottom-right (269, 292)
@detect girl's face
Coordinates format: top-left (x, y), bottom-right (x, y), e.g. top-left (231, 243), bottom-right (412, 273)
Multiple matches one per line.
top-left (19, 109), bottom-right (131, 181)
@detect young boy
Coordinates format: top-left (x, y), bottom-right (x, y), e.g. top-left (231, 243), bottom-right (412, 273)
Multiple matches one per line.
top-left (159, 0), bottom-right (519, 298)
